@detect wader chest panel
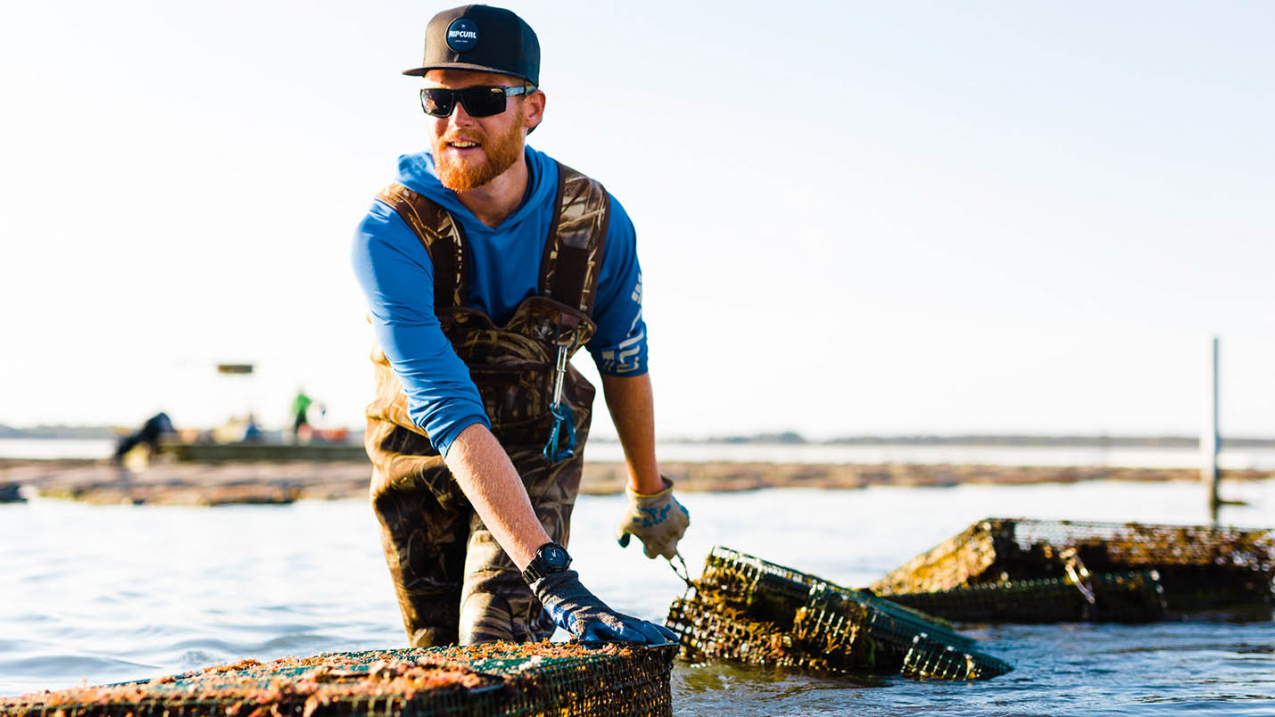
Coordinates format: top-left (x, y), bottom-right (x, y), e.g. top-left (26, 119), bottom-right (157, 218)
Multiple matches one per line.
top-left (365, 162), bottom-right (610, 464)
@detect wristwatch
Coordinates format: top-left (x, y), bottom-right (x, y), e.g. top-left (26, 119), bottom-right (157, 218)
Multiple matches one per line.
top-left (521, 541), bottom-right (572, 584)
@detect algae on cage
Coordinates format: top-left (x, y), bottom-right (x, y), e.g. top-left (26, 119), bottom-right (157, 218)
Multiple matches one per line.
top-left (886, 570), bottom-right (1168, 624)
top-left (871, 519), bottom-right (1275, 617)
top-left (665, 546), bottom-right (1011, 681)
top-left (0, 642), bottom-right (677, 717)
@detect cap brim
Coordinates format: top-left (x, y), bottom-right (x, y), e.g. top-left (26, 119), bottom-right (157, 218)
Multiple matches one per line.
top-left (403, 62), bottom-right (531, 82)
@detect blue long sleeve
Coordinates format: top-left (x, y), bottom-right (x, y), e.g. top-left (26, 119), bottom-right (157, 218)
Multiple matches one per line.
top-left (587, 197), bottom-right (648, 376)
top-left (351, 200), bottom-right (490, 456)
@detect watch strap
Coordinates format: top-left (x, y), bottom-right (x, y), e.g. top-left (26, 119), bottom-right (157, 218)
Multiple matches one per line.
top-left (521, 542), bottom-right (572, 584)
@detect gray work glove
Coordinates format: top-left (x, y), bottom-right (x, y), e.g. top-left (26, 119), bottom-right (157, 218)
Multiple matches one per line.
top-left (615, 477), bottom-right (690, 560)
top-left (531, 570), bottom-right (679, 645)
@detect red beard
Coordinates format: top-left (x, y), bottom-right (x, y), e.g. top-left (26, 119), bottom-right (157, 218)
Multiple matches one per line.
top-left (433, 106), bottom-right (525, 192)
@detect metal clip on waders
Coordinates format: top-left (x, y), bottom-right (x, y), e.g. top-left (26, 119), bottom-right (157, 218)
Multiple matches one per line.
top-left (543, 344), bottom-right (577, 462)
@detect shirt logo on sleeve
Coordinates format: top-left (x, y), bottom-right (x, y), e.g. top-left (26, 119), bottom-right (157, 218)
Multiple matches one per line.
top-left (600, 273), bottom-right (646, 374)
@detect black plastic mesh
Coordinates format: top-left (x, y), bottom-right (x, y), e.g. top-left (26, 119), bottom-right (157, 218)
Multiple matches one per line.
top-left (887, 570), bottom-right (1168, 623)
top-left (664, 546), bottom-right (1011, 681)
top-left (901, 635), bottom-right (1009, 681)
top-left (871, 518), bottom-right (1274, 616)
top-left (0, 642), bottom-right (676, 717)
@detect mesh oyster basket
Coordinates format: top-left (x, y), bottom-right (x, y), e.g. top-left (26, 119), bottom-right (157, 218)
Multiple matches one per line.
top-left (664, 546), bottom-right (1011, 681)
top-left (0, 642), bottom-right (676, 717)
top-left (886, 570), bottom-right (1168, 623)
top-left (870, 518), bottom-right (1275, 616)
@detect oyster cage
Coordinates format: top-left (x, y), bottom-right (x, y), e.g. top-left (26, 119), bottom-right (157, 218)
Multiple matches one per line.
top-left (870, 518), bottom-right (1275, 618)
top-left (664, 546), bottom-right (1011, 681)
top-left (886, 570), bottom-right (1168, 624)
top-left (0, 641), bottom-right (676, 717)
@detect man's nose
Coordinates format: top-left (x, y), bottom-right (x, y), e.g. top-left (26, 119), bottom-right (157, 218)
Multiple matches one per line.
top-left (447, 101), bottom-right (476, 128)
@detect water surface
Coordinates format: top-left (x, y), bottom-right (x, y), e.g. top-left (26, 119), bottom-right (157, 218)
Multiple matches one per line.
top-left (2, 479), bottom-right (1272, 715)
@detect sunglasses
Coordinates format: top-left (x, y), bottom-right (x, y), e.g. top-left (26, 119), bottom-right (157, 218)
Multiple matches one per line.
top-left (419, 85), bottom-right (537, 118)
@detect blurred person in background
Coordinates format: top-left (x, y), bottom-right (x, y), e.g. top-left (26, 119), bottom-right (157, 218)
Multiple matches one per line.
top-left (242, 413), bottom-right (263, 443)
top-left (112, 412), bottom-right (174, 465)
top-left (290, 388), bottom-right (313, 443)
top-left (351, 5), bottom-right (688, 647)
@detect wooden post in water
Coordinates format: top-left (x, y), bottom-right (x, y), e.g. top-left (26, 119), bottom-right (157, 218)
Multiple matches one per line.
top-left (1202, 336), bottom-right (1220, 519)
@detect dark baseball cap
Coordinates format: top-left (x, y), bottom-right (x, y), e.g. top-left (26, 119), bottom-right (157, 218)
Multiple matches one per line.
top-left (403, 5), bottom-right (540, 86)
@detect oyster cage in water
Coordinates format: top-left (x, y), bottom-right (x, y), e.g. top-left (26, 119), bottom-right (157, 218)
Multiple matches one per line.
top-left (0, 642), bottom-right (677, 717)
top-left (885, 570), bottom-right (1169, 624)
top-left (664, 546), bottom-right (1012, 681)
top-left (871, 518), bottom-right (1275, 620)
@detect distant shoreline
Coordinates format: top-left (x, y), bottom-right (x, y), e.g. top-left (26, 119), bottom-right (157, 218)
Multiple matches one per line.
top-left (1, 458), bottom-right (1271, 506)
top-left (4, 429), bottom-right (1274, 449)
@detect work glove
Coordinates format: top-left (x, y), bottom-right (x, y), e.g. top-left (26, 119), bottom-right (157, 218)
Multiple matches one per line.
top-left (616, 477), bottom-right (690, 560)
top-left (531, 570), bottom-right (679, 645)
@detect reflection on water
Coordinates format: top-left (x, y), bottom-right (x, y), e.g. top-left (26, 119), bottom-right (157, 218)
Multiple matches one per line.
top-left (2, 479), bottom-right (1272, 715)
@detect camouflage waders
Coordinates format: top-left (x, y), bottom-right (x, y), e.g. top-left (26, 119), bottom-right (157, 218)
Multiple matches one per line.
top-left (364, 164), bottom-right (610, 646)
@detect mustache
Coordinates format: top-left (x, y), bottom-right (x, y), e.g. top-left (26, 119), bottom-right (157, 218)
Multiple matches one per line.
top-left (439, 132), bottom-right (485, 146)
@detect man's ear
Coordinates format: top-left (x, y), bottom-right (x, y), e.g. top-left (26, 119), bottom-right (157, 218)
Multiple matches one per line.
top-left (524, 90), bottom-right (546, 132)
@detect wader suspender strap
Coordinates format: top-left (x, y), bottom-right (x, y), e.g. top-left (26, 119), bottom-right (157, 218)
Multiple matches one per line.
top-left (539, 162), bottom-right (611, 462)
top-left (539, 162), bottom-right (611, 316)
top-left (374, 184), bottom-right (467, 308)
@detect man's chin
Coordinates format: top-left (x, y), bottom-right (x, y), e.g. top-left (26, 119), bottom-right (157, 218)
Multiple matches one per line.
top-left (437, 170), bottom-right (495, 192)
top-left (436, 158), bottom-right (496, 192)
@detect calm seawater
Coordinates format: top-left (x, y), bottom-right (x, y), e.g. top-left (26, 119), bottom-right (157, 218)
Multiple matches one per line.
top-left (2, 479), bottom-right (1273, 716)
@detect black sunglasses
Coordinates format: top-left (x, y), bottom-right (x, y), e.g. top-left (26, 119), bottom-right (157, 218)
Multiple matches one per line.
top-left (419, 85), bottom-right (537, 118)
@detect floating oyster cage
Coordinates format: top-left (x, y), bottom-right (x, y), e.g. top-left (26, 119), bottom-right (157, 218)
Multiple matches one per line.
top-left (665, 546), bottom-right (1011, 681)
top-left (871, 518), bottom-right (1275, 618)
top-left (887, 570), bottom-right (1169, 624)
top-left (0, 642), bottom-right (676, 717)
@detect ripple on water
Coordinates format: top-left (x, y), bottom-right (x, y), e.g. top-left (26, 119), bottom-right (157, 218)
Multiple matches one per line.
top-left (174, 650), bottom-right (227, 670)
top-left (258, 634), bottom-right (339, 653)
top-left (129, 637), bottom-right (252, 658)
top-left (0, 654), bottom-right (158, 678)
top-left (672, 661), bottom-right (881, 717)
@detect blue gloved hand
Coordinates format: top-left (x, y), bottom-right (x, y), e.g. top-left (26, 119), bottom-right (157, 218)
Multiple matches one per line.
top-left (530, 570), bottom-right (679, 645)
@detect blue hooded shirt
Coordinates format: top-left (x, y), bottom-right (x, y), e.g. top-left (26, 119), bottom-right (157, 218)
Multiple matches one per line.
top-left (351, 146), bottom-right (648, 456)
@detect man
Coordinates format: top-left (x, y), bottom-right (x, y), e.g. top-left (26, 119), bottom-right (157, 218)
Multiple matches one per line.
top-left (351, 5), bottom-right (689, 647)
top-left (112, 412), bottom-right (174, 465)
top-left (290, 388), bottom-right (312, 444)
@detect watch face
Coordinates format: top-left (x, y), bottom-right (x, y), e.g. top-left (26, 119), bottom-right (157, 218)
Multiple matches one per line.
top-left (544, 545), bottom-right (568, 568)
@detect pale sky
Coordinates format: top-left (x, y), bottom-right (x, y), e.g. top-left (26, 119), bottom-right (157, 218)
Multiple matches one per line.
top-left (2, 1), bottom-right (1273, 439)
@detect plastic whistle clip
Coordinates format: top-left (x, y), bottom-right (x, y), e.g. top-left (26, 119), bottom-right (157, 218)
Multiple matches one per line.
top-left (542, 402), bottom-right (577, 462)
